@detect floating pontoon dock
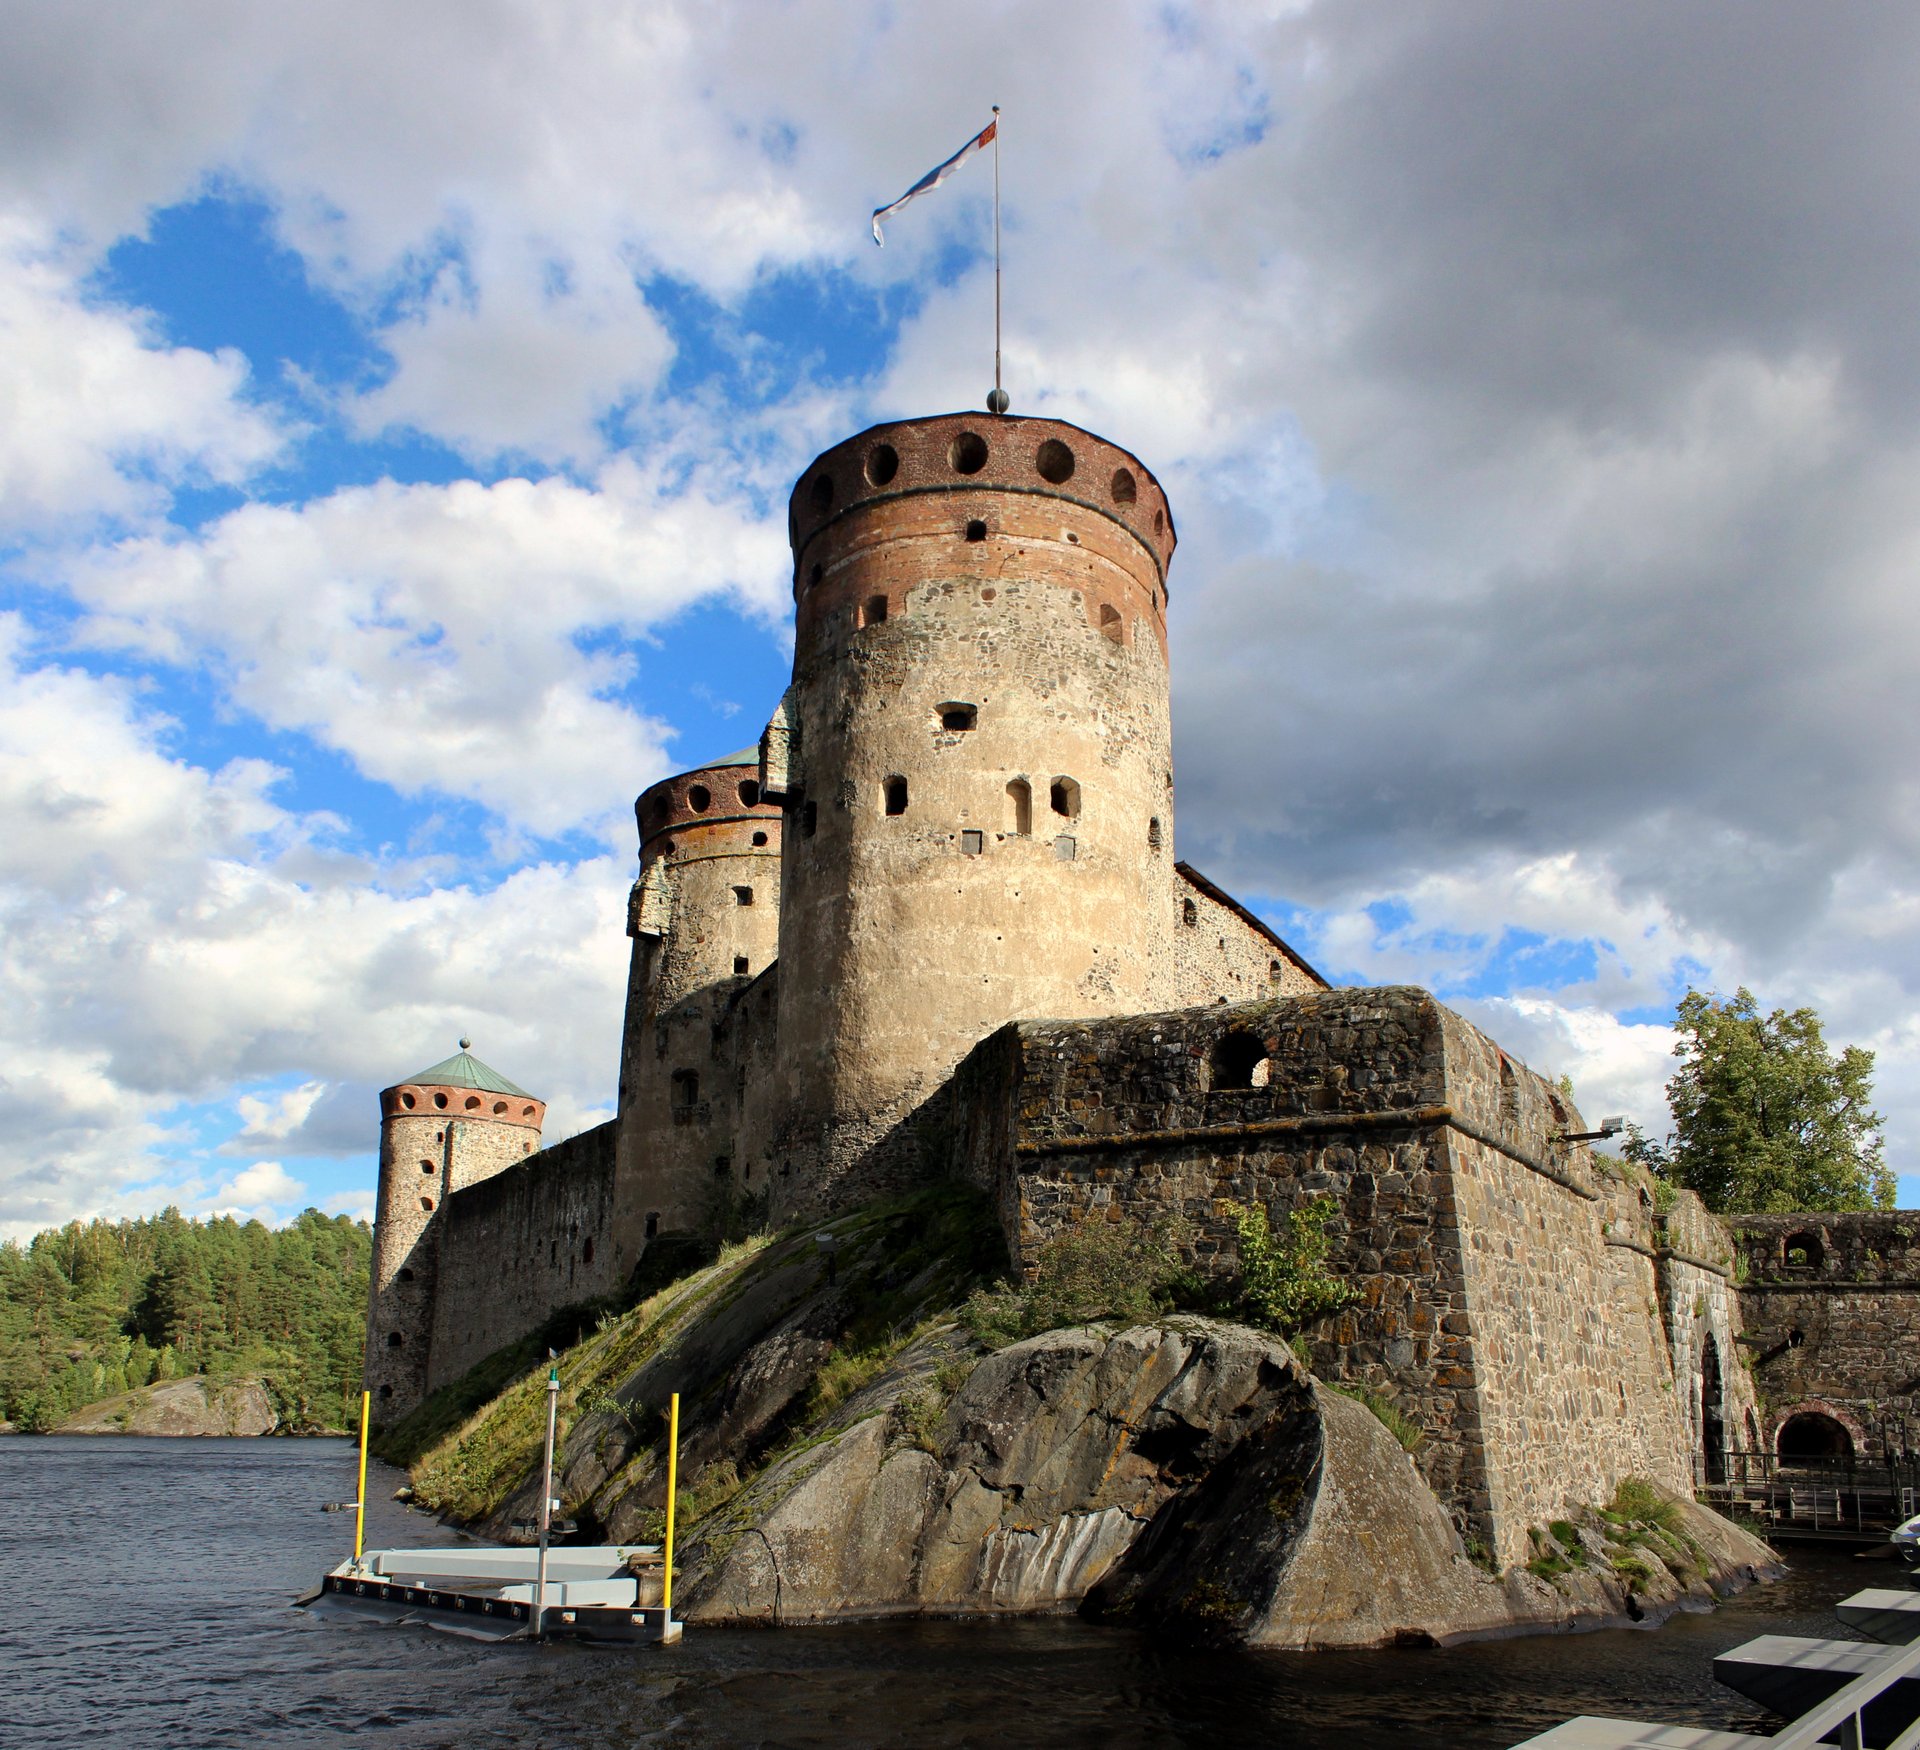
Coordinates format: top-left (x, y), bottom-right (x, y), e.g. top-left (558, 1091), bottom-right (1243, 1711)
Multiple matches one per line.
top-left (1514, 1585), bottom-right (1920, 1748)
top-left (307, 1543), bottom-right (679, 1644)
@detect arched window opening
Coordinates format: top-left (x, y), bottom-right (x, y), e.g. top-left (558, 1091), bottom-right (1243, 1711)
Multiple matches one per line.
top-left (732, 885), bottom-right (754, 906)
top-left (1111, 467), bottom-right (1137, 505)
top-left (1148, 817), bottom-right (1163, 851)
top-left (1783, 1231), bottom-right (1824, 1271)
top-left (1050, 777), bottom-right (1080, 818)
top-left (1777, 1411), bottom-right (1853, 1464)
top-left (884, 776), bottom-right (909, 816)
top-left (1269, 958), bottom-right (1284, 984)
top-left (734, 955), bottom-right (749, 975)
top-left (965, 519), bottom-right (988, 543)
top-left (671, 1069), bottom-right (699, 1109)
top-left (398, 1267), bottom-right (415, 1283)
top-left (387, 1331), bottom-right (404, 1348)
top-left (1007, 779), bottom-right (1032, 836)
top-left (687, 784), bottom-right (711, 813)
top-left (939, 703), bottom-right (977, 732)
top-left (740, 778), bottom-right (760, 806)
top-left (1210, 1031), bottom-right (1270, 1091)
top-left (1182, 897), bottom-right (1199, 927)
top-left (1099, 603), bottom-right (1124, 644)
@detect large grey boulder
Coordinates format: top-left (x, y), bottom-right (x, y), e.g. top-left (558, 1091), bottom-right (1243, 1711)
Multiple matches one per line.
top-left (680, 1321), bottom-right (1776, 1648)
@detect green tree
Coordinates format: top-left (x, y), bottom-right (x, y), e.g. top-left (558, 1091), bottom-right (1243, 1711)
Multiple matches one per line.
top-left (1629, 987), bottom-right (1892, 1212)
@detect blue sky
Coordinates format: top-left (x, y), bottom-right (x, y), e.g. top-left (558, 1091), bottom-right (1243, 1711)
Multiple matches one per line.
top-left (3, 0), bottom-right (1917, 1237)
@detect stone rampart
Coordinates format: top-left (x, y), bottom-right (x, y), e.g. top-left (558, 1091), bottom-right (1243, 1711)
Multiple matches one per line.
top-left (424, 1119), bottom-right (621, 1394)
top-left (940, 986), bottom-right (1696, 1563)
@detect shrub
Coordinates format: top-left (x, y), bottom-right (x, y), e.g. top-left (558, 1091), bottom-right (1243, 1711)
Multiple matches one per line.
top-left (1609, 1476), bottom-right (1683, 1534)
top-left (962, 1215), bottom-right (1195, 1346)
top-left (1327, 1381), bottom-right (1424, 1452)
top-left (1224, 1198), bottom-right (1361, 1335)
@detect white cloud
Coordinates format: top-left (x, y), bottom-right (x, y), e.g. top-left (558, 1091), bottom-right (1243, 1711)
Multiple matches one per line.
top-left (0, 213), bottom-right (285, 537)
top-left (62, 460), bottom-right (790, 840)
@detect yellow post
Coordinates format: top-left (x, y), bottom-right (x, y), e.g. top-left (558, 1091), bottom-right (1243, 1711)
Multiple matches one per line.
top-left (662, 1391), bottom-right (680, 1620)
top-left (353, 1389), bottom-right (371, 1564)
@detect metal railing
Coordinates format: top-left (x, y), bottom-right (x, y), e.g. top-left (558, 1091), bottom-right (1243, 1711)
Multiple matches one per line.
top-left (1695, 1449), bottom-right (1920, 1533)
top-left (1764, 1630), bottom-right (1920, 1750)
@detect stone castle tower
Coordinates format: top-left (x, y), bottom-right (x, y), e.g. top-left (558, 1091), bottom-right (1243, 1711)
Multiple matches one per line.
top-left (363, 1042), bottom-right (545, 1415)
top-left (613, 750), bottom-right (783, 1252)
top-left (763, 413), bottom-right (1183, 1202)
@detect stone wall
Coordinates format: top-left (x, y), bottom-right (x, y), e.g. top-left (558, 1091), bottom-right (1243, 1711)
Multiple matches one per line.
top-left (940, 986), bottom-right (1697, 1563)
top-left (1729, 1212), bottom-right (1920, 1456)
top-left (424, 1119), bottom-right (622, 1394)
top-left (1157, 863), bottom-right (1325, 1009)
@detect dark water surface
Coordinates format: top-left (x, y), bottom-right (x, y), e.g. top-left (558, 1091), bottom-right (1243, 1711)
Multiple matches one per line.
top-left (0, 1436), bottom-right (1886, 1748)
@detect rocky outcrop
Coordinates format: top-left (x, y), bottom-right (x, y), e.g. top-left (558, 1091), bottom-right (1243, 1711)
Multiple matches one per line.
top-left (53, 1377), bottom-right (279, 1437)
top-left (679, 1322), bottom-right (1777, 1646)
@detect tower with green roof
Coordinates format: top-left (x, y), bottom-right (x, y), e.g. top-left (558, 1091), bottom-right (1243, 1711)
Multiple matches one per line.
top-left (363, 1038), bottom-right (546, 1419)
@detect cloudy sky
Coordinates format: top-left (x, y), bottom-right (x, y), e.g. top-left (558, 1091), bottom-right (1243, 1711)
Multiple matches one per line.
top-left (3, 0), bottom-right (1916, 1239)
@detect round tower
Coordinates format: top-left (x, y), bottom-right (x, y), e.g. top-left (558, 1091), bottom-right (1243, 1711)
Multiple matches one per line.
top-left (768, 412), bottom-right (1177, 1208)
top-left (613, 750), bottom-right (783, 1251)
top-left (364, 1041), bottom-right (545, 1421)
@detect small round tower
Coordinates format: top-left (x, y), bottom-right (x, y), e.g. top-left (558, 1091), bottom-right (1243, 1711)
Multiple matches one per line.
top-left (364, 1041), bottom-right (545, 1420)
top-left (768, 412), bottom-right (1178, 1208)
top-left (613, 750), bottom-right (783, 1251)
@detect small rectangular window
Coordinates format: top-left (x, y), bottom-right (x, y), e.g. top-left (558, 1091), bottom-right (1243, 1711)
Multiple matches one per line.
top-left (1054, 835), bottom-right (1077, 861)
top-left (732, 885), bottom-right (754, 906)
top-left (884, 776), bottom-right (909, 816)
top-left (733, 955), bottom-right (750, 975)
top-left (961, 829), bottom-right (984, 856)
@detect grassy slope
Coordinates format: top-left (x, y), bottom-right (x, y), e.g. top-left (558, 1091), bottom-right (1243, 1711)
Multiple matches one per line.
top-left (389, 1187), bottom-right (1003, 1533)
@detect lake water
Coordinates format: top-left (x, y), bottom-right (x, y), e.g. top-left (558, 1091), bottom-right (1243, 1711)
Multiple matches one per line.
top-left (0, 1435), bottom-right (1888, 1748)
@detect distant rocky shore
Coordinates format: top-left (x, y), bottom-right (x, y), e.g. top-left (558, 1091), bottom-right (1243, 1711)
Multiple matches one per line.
top-left (4, 1376), bottom-right (283, 1437)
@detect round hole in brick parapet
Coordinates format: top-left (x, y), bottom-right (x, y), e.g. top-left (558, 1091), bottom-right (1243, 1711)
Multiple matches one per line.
top-left (965, 519), bottom-right (987, 542)
top-left (464, 1094), bottom-right (481, 1110)
top-left (808, 473), bottom-right (834, 513)
top-left (1036, 437), bottom-right (1075, 484)
top-left (949, 431), bottom-right (989, 474)
top-left (492, 1099), bottom-right (507, 1114)
top-left (740, 778), bottom-right (760, 806)
top-left (865, 442), bottom-right (899, 486)
top-left (522, 1104), bottom-right (535, 1118)
top-left (400, 1091), bottom-right (415, 1109)
top-left (751, 830), bottom-right (768, 846)
top-left (1111, 467), bottom-right (1137, 504)
top-left (433, 1092), bottom-right (448, 1110)
top-left (687, 784), bottom-right (711, 813)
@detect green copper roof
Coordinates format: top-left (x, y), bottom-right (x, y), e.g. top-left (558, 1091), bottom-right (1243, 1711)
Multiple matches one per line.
top-left (704, 745), bottom-right (759, 769)
top-left (401, 1040), bottom-right (533, 1097)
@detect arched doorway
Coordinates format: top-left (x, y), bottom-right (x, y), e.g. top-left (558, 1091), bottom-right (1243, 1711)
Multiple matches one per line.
top-left (1777, 1411), bottom-right (1854, 1464)
top-left (1700, 1334), bottom-right (1727, 1484)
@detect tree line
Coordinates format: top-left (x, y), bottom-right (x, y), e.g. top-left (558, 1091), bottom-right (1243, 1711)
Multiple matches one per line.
top-left (0, 1207), bottom-right (370, 1433)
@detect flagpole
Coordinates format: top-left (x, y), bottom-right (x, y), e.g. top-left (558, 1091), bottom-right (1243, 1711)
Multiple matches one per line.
top-left (992, 105), bottom-right (1002, 409)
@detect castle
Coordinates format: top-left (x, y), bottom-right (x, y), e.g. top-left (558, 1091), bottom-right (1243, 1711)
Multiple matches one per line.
top-left (364, 408), bottom-right (1917, 1567)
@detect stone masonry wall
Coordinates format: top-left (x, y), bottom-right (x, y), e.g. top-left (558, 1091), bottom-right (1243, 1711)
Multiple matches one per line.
top-left (1155, 862), bottom-right (1325, 1011)
top-left (1729, 1212), bottom-right (1920, 1455)
top-left (424, 1119), bottom-right (621, 1395)
top-left (940, 986), bottom-right (1698, 1562)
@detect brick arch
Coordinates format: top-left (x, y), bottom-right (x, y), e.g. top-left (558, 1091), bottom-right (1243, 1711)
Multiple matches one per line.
top-left (1768, 1397), bottom-right (1870, 1460)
